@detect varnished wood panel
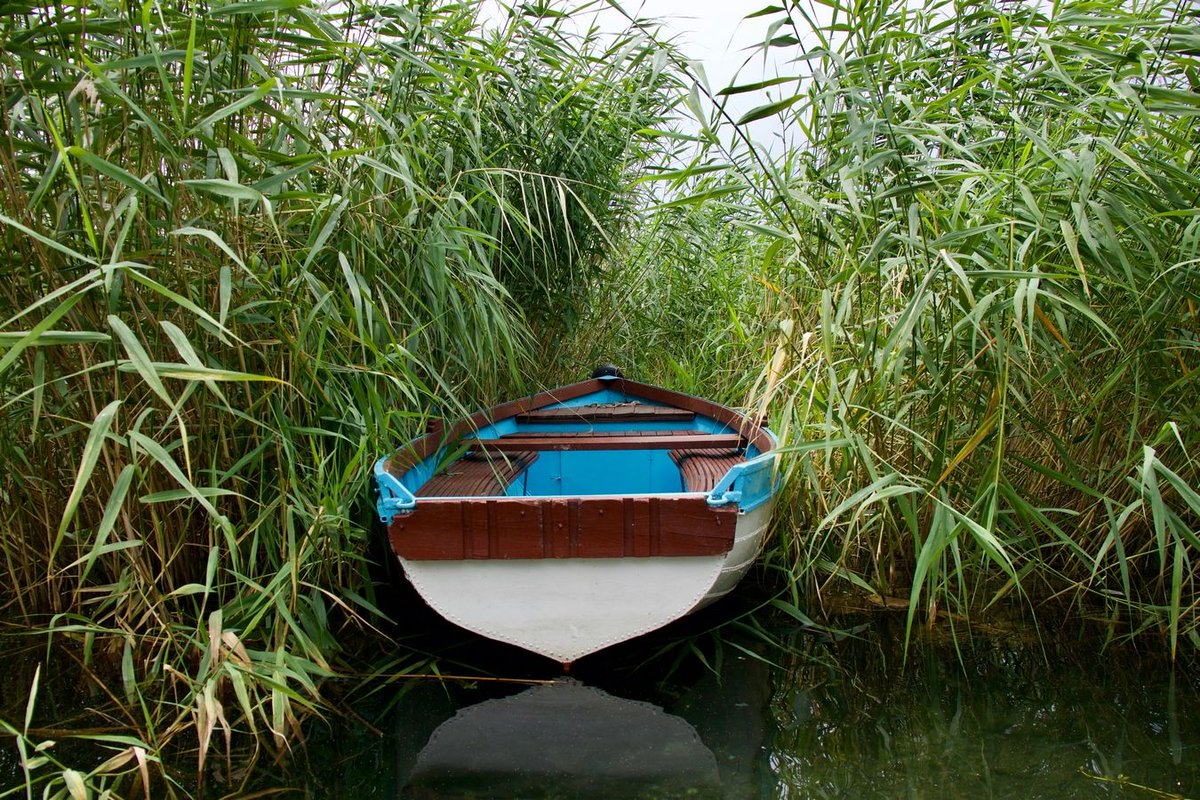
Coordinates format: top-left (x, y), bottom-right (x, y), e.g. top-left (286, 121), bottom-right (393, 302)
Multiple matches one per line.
top-left (576, 499), bottom-right (625, 557)
top-left (492, 500), bottom-right (544, 559)
top-left (658, 500), bottom-right (733, 554)
top-left (389, 503), bottom-right (466, 560)
top-left (390, 496), bottom-right (736, 560)
top-left (548, 499), bottom-right (572, 558)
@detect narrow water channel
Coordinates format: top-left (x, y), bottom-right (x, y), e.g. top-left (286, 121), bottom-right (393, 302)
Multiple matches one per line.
top-left (286, 610), bottom-right (1199, 799)
top-left (2, 603), bottom-right (1196, 798)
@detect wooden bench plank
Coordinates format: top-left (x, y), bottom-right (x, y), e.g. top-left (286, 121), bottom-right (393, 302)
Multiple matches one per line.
top-left (516, 405), bottom-right (695, 424)
top-left (417, 451), bottom-right (538, 497)
top-left (670, 449), bottom-right (747, 492)
top-left (471, 433), bottom-right (745, 452)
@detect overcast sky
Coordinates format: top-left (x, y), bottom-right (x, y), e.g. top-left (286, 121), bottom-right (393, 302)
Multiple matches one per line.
top-left (574, 0), bottom-right (798, 146)
top-left (482, 0), bottom-right (807, 149)
top-left (606, 1), bottom-right (781, 87)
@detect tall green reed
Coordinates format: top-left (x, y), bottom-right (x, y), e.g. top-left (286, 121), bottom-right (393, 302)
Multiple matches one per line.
top-left (576, 0), bottom-right (1200, 654)
top-left (0, 0), bottom-right (678, 785)
top-left (761, 0), bottom-right (1198, 652)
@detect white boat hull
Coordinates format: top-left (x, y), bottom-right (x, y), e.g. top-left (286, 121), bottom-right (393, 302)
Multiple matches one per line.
top-left (400, 501), bottom-right (773, 663)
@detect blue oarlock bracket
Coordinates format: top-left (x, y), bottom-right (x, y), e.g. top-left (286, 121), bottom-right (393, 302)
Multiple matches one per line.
top-left (707, 452), bottom-right (777, 512)
top-left (374, 457), bottom-right (417, 523)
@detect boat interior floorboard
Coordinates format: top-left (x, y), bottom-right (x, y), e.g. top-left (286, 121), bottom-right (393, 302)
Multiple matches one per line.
top-left (670, 449), bottom-right (748, 492)
top-left (417, 451), bottom-right (539, 497)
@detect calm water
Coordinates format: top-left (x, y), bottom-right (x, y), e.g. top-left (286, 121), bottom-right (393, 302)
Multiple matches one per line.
top-left (3, 604), bottom-right (1197, 799)
top-left (281, 607), bottom-right (1200, 800)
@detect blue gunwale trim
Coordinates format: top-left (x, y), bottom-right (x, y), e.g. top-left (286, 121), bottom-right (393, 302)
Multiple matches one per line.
top-left (706, 450), bottom-right (777, 512)
top-left (374, 455), bottom-right (416, 523)
top-left (374, 377), bottom-right (780, 518)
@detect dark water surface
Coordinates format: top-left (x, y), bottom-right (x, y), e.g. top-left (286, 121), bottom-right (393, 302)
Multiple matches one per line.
top-left (286, 608), bottom-right (1200, 800)
top-left (3, 605), bottom-right (1197, 799)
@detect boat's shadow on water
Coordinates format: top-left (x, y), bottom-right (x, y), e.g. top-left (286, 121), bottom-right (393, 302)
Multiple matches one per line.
top-left (268, 579), bottom-right (1200, 800)
top-left (391, 647), bottom-right (773, 800)
top-left (369, 573), bottom-right (775, 799)
top-left (399, 681), bottom-right (719, 799)
top-left (307, 556), bottom-right (1200, 800)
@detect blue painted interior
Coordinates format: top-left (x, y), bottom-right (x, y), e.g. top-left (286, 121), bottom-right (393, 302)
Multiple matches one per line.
top-left (503, 420), bottom-right (686, 433)
top-left (552, 388), bottom-right (631, 406)
top-left (518, 450), bottom-right (684, 496)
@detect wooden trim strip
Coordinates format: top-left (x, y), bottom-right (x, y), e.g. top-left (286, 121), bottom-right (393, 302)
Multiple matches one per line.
top-left (383, 379), bottom-right (609, 476)
top-left (388, 495), bottom-right (736, 560)
top-left (612, 379), bottom-right (775, 452)
top-left (495, 430), bottom-right (701, 438)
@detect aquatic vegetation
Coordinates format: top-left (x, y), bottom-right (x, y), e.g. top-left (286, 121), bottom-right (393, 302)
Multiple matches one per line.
top-left (573, 0), bottom-right (1200, 655)
top-left (0, 0), bottom-right (677, 788)
top-left (2, 0), bottom-right (1199, 792)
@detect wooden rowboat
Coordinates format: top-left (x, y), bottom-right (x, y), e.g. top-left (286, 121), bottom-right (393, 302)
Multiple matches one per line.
top-left (374, 373), bottom-right (777, 666)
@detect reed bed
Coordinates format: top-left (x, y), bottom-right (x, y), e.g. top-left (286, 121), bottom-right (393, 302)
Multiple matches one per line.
top-left (3, 0), bottom-right (1199, 793)
top-left (0, 0), bottom-right (676, 793)
top-left (570, 0), bottom-right (1200, 655)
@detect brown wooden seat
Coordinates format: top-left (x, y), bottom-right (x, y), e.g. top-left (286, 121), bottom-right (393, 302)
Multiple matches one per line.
top-left (472, 431), bottom-right (745, 452)
top-left (516, 404), bottom-right (694, 424)
top-left (670, 448), bottom-right (746, 492)
top-left (417, 451), bottom-right (538, 497)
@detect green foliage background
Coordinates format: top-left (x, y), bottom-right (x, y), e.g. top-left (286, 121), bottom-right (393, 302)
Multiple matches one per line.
top-left (0, 0), bottom-right (677, 792)
top-left (569, 0), bottom-right (1200, 658)
top-left (1, 0), bottom-right (1199, 794)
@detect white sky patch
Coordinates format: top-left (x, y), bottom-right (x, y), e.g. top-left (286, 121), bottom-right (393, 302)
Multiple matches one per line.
top-left (598, 0), bottom-right (797, 146)
top-left (481, 1), bottom-right (826, 151)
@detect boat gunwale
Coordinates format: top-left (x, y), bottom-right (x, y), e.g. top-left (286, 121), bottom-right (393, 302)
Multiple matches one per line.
top-left (380, 377), bottom-right (776, 481)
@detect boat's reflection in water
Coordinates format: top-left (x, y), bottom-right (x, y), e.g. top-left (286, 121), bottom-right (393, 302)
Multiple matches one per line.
top-left (401, 681), bottom-right (717, 799)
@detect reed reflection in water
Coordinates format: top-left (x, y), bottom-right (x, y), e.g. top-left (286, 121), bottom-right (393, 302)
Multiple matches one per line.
top-left (288, 624), bottom-right (1199, 799)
